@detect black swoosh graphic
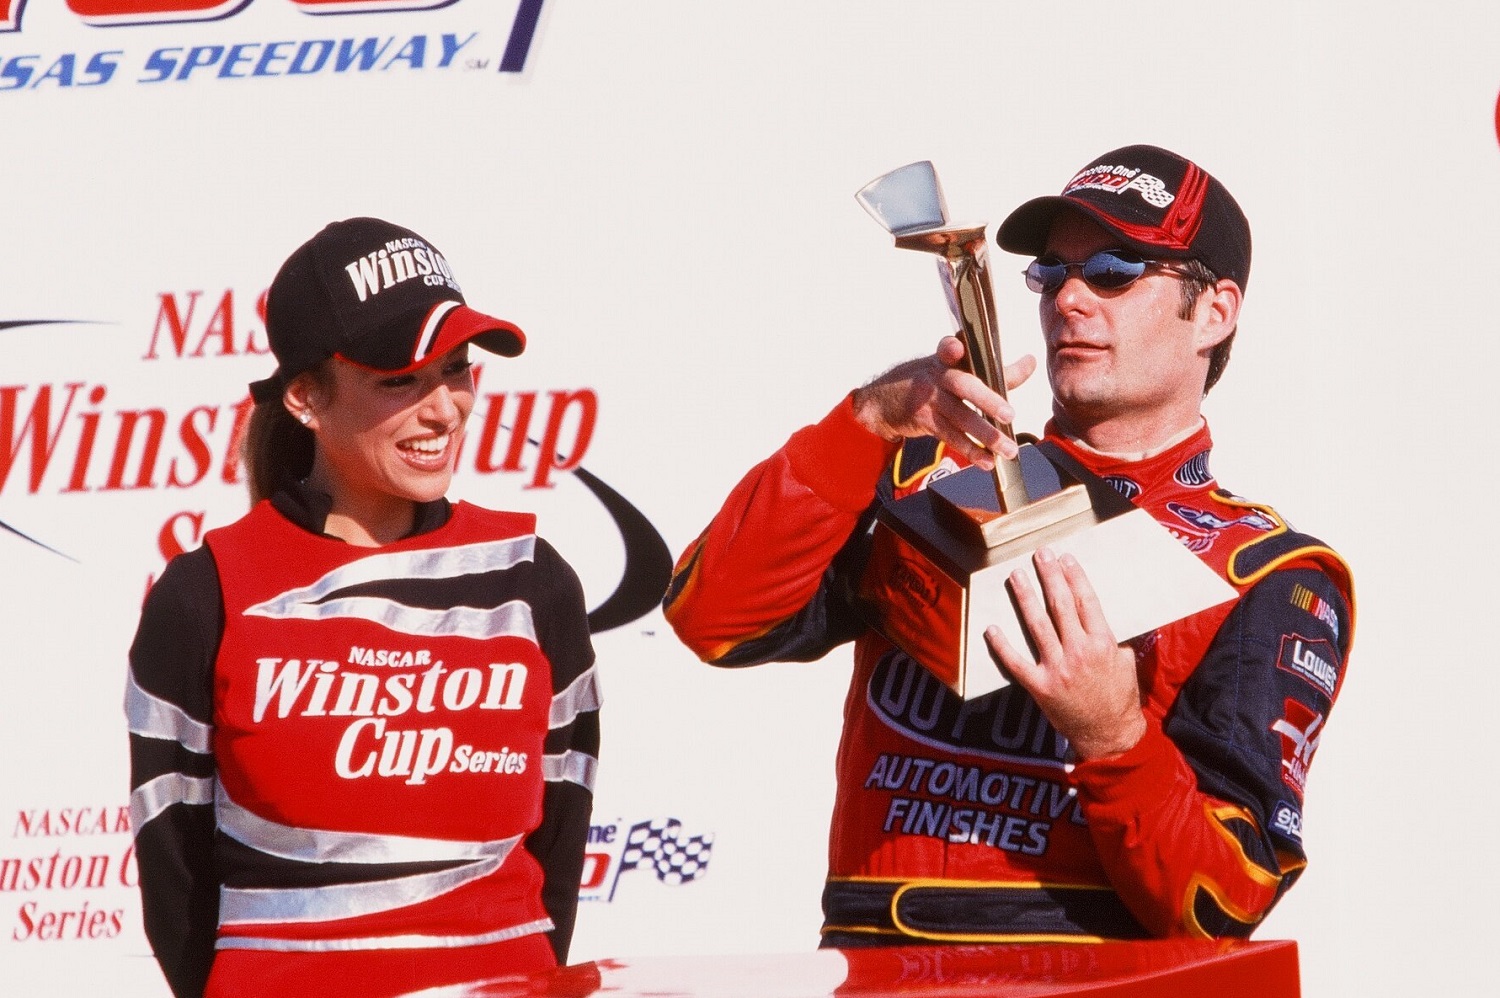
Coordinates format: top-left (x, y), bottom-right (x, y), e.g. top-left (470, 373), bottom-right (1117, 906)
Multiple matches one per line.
top-left (0, 519), bottom-right (75, 562)
top-left (0, 320), bottom-right (106, 332)
top-left (1, 319), bottom-right (101, 560)
top-left (571, 464), bottom-right (673, 633)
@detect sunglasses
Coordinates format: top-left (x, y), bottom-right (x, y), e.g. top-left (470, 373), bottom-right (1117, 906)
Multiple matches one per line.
top-left (1023, 249), bottom-right (1197, 295)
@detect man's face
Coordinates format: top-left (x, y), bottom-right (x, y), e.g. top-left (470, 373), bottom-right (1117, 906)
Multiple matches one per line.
top-left (1038, 212), bottom-right (1221, 438)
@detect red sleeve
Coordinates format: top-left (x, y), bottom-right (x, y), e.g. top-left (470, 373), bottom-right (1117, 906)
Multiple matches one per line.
top-left (664, 395), bottom-right (898, 664)
top-left (1071, 563), bottom-right (1352, 939)
top-left (1071, 718), bottom-right (1284, 938)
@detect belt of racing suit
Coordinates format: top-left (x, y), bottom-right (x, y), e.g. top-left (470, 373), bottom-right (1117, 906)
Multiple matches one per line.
top-left (819, 878), bottom-right (1150, 947)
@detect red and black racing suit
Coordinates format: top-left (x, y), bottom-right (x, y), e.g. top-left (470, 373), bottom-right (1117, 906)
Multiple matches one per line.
top-left (665, 397), bottom-right (1353, 944)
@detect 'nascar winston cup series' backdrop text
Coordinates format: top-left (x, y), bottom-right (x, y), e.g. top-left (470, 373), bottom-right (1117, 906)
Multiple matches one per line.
top-left (1, 2), bottom-right (1497, 995)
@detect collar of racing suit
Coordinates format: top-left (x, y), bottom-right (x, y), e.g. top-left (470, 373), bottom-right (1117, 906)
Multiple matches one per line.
top-left (1042, 418), bottom-right (1216, 494)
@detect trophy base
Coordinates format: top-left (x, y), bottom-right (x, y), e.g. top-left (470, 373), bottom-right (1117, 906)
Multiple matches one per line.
top-left (928, 467), bottom-right (1095, 549)
top-left (858, 445), bottom-right (1237, 700)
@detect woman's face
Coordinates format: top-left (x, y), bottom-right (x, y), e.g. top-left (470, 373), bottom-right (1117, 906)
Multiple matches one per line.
top-left (293, 345), bottom-right (476, 536)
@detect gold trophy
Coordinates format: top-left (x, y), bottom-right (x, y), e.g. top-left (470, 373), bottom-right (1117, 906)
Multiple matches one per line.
top-left (855, 162), bottom-right (1235, 699)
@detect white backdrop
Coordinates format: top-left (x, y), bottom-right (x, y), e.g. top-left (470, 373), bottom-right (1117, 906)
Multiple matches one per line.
top-left (2, 2), bottom-right (1496, 995)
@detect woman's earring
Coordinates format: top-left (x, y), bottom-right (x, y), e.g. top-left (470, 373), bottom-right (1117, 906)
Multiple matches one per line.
top-left (298, 412), bottom-right (312, 425)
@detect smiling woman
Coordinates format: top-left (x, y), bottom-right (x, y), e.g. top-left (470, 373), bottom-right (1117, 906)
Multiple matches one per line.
top-left (282, 346), bottom-right (481, 546)
top-left (124, 218), bottom-right (599, 998)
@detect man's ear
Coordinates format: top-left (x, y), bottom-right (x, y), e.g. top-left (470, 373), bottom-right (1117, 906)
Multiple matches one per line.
top-left (1196, 278), bottom-right (1242, 352)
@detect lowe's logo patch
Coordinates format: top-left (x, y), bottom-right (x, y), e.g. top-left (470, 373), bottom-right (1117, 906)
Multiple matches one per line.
top-left (1277, 635), bottom-right (1339, 698)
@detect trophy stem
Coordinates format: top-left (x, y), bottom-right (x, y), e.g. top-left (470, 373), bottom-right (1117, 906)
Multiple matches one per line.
top-left (895, 225), bottom-right (1029, 513)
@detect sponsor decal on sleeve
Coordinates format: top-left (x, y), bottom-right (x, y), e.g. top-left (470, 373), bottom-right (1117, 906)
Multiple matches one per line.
top-left (1289, 582), bottom-right (1341, 640)
top-left (1271, 699), bottom-right (1324, 798)
top-left (1276, 634), bottom-right (1339, 699)
top-left (1270, 800), bottom-right (1302, 842)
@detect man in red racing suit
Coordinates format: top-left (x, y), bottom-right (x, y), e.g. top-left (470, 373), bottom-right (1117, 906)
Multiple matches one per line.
top-left (664, 144), bottom-right (1353, 945)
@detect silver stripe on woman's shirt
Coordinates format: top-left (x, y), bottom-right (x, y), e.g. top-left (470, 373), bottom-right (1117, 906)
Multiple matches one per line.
top-left (218, 850), bottom-right (512, 925)
top-left (249, 595), bottom-right (537, 642)
top-left (216, 786), bottom-right (516, 865)
top-left (215, 787), bottom-right (523, 926)
top-left (124, 668), bottom-right (213, 753)
top-left (129, 772), bottom-right (214, 835)
top-left (216, 916), bottom-right (554, 953)
top-left (245, 536), bottom-right (536, 619)
top-left (542, 750), bottom-right (597, 792)
top-left (549, 664), bottom-right (601, 730)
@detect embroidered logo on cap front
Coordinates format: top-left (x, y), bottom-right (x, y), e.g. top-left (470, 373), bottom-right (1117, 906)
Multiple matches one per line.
top-left (344, 238), bottom-right (462, 303)
top-left (1064, 164), bottom-right (1176, 209)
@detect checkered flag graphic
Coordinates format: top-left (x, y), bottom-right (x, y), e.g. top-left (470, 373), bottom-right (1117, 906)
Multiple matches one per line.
top-left (609, 818), bottom-right (714, 898)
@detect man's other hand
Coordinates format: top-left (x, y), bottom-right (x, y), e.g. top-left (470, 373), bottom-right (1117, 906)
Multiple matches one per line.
top-left (984, 546), bottom-right (1147, 760)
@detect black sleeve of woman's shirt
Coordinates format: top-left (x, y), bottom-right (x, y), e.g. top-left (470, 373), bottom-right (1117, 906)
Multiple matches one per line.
top-left (524, 538), bottom-right (599, 963)
top-left (125, 548), bottom-right (223, 998)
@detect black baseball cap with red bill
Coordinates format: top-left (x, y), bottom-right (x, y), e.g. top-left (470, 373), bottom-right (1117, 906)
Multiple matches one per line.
top-left (249, 217), bottom-right (526, 404)
top-left (995, 144), bottom-right (1252, 292)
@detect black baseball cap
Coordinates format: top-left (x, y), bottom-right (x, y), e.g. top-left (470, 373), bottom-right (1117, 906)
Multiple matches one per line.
top-left (996, 144), bottom-right (1251, 292)
top-left (249, 217), bottom-right (525, 404)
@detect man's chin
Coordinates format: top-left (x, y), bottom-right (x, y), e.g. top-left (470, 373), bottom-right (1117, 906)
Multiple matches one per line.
top-left (1050, 387), bottom-right (1123, 430)
top-left (1050, 378), bottom-right (1111, 411)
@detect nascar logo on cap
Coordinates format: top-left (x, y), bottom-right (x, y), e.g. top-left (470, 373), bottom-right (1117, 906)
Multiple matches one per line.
top-left (343, 238), bottom-right (462, 304)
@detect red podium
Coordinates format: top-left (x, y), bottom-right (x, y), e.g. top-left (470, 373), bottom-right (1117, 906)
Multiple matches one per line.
top-left (409, 939), bottom-right (1299, 997)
